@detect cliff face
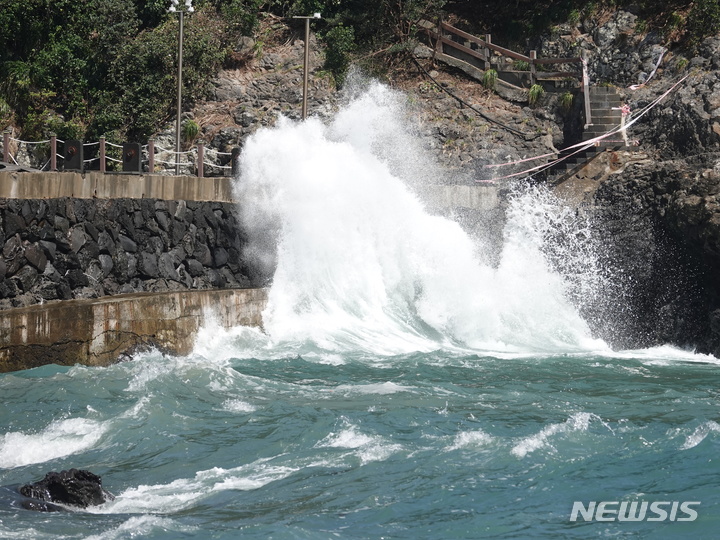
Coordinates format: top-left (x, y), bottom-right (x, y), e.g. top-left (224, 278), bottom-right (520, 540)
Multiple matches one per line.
top-left (531, 10), bottom-right (720, 354)
top-left (403, 9), bottom-right (720, 354)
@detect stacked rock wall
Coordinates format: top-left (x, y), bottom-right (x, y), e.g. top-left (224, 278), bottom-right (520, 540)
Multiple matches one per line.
top-left (0, 197), bottom-right (261, 311)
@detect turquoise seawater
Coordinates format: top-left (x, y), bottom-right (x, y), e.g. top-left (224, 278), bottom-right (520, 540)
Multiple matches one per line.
top-left (1, 347), bottom-right (719, 539)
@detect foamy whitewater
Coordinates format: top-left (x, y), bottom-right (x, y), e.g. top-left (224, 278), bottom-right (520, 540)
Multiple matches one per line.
top-left (1, 82), bottom-right (718, 539)
top-left (234, 83), bottom-right (604, 356)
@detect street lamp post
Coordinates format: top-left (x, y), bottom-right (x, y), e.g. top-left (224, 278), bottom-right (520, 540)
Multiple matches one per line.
top-left (169, 0), bottom-right (194, 175)
top-left (293, 13), bottom-right (321, 120)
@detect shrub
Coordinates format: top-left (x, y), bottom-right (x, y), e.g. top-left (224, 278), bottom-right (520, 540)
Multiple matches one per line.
top-left (558, 91), bottom-right (573, 112)
top-left (0, 97), bottom-right (13, 129)
top-left (687, 0), bottom-right (720, 49)
top-left (323, 24), bottom-right (356, 86)
top-left (46, 116), bottom-right (84, 141)
top-left (216, 0), bottom-right (264, 36)
top-left (482, 69), bottom-right (498, 90)
top-left (528, 84), bottom-right (545, 107)
top-left (181, 119), bottom-right (199, 145)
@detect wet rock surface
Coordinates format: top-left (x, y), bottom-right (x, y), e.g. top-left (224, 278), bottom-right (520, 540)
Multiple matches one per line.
top-left (19, 469), bottom-right (114, 511)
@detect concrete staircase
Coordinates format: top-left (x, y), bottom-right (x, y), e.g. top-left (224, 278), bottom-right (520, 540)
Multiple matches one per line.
top-left (583, 86), bottom-right (625, 148)
top-left (544, 86), bottom-right (629, 183)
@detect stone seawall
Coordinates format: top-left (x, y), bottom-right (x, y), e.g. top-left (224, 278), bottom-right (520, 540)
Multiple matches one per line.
top-left (0, 288), bottom-right (267, 373)
top-left (0, 197), bottom-right (261, 310)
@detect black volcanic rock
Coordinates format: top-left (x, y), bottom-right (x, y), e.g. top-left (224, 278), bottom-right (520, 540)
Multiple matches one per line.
top-left (19, 469), bottom-right (114, 511)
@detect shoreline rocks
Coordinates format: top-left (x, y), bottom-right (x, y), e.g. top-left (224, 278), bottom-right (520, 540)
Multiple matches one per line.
top-left (19, 469), bottom-right (113, 511)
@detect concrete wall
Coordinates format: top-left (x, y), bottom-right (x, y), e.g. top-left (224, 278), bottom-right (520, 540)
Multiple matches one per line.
top-left (0, 171), bottom-right (501, 211)
top-left (0, 288), bottom-right (267, 373)
top-left (0, 171), bottom-right (235, 202)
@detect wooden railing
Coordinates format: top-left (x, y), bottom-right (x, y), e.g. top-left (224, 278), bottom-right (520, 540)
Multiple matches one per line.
top-left (419, 20), bottom-right (592, 126)
top-left (1, 130), bottom-right (239, 178)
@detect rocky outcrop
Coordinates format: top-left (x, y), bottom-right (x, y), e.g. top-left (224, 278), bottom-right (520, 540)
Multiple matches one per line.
top-left (161, 31), bottom-right (339, 175)
top-left (524, 9), bottom-right (720, 354)
top-left (583, 162), bottom-right (706, 349)
top-left (581, 158), bottom-right (720, 355)
top-left (0, 197), bottom-right (265, 311)
top-left (19, 469), bottom-right (113, 511)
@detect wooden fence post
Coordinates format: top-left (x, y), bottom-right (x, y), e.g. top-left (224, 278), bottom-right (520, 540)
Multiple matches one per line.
top-left (2, 130), bottom-right (9, 163)
top-left (50, 133), bottom-right (57, 171)
top-left (148, 139), bottom-right (155, 173)
top-left (484, 34), bottom-right (492, 70)
top-left (197, 140), bottom-right (204, 178)
top-left (530, 50), bottom-right (537, 85)
top-left (99, 136), bottom-right (106, 173)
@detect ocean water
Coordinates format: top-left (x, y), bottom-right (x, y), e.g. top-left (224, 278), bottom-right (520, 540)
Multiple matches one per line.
top-left (1, 83), bottom-right (719, 539)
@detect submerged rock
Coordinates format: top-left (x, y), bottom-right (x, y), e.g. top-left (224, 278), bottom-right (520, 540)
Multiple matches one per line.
top-left (19, 469), bottom-right (114, 511)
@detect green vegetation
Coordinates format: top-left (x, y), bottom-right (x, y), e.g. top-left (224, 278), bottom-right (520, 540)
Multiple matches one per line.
top-left (558, 91), bottom-right (574, 112)
top-left (686, 0), bottom-right (720, 49)
top-left (322, 24), bottom-right (356, 86)
top-left (675, 56), bottom-right (690, 71)
top-left (0, 0), bottom-right (450, 141)
top-left (482, 69), bottom-right (498, 90)
top-left (528, 84), bottom-right (545, 107)
top-left (512, 60), bottom-right (530, 71)
top-left (0, 0), bottom-right (715, 142)
top-left (181, 119), bottom-right (200, 146)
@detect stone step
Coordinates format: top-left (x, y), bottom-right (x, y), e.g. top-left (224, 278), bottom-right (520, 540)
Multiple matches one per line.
top-left (583, 124), bottom-right (619, 137)
top-left (587, 115), bottom-right (621, 122)
top-left (585, 125), bottom-right (620, 132)
top-left (550, 148), bottom-right (598, 170)
top-left (589, 86), bottom-right (621, 95)
top-left (591, 113), bottom-right (622, 122)
top-left (589, 120), bottom-right (622, 128)
top-left (589, 99), bottom-right (623, 107)
top-left (583, 136), bottom-right (621, 144)
top-left (584, 126), bottom-right (620, 135)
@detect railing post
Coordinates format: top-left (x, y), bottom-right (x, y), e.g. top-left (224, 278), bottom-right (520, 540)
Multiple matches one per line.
top-left (582, 50), bottom-right (592, 128)
top-left (484, 34), bottom-right (492, 70)
top-left (99, 136), bottom-right (106, 173)
top-left (231, 147), bottom-right (241, 177)
top-left (148, 139), bottom-right (155, 173)
top-left (197, 140), bottom-right (204, 178)
top-left (49, 132), bottom-right (57, 171)
top-left (435, 18), bottom-right (443, 54)
top-left (2, 130), bottom-right (9, 163)
top-left (530, 50), bottom-right (537, 85)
